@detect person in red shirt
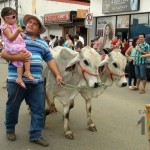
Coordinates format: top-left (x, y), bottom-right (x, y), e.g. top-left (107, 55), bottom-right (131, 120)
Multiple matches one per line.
top-left (111, 35), bottom-right (122, 50)
top-left (121, 38), bottom-right (129, 55)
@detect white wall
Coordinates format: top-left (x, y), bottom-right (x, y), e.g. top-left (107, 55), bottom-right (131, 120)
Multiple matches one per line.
top-left (46, 25), bottom-right (62, 37)
top-left (15, 0), bottom-right (90, 17)
top-left (0, 0), bottom-right (90, 18)
top-left (0, 0), bottom-right (90, 38)
top-left (90, 0), bottom-right (102, 17)
top-left (36, 0), bottom-right (90, 15)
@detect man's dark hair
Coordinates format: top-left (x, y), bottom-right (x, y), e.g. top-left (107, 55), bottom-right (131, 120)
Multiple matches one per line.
top-left (74, 34), bottom-right (79, 40)
top-left (1, 7), bottom-right (17, 19)
top-left (138, 33), bottom-right (146, 38)
top-left (49, 34), bottom-right (55, 39)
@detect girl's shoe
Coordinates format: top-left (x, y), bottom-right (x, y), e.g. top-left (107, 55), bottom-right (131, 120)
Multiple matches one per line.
top-left (23, 72), bottom-right (35, 81)
top-left (16, 79), bottom-right (26, 89)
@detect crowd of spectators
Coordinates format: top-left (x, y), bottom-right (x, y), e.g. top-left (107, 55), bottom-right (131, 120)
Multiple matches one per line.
top-left (42, 32), bottom-right (84, 52)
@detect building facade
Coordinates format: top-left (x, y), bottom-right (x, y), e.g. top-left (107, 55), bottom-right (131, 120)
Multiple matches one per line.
top-left (90, 0), bottom-right (150, 48)
top-left (0, 0), bottom-right (90, 42)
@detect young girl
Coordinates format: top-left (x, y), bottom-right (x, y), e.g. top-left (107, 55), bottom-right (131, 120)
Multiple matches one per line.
top-left (0, 7), bottom-right (34, 88)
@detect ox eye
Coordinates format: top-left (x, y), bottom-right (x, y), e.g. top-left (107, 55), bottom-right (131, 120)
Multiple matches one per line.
top-left (84, 60), bottom-right (89, 66)
top-left (113, 62), bottom-right (118, 68)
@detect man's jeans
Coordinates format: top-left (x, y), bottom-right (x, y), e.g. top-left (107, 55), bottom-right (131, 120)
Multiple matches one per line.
top-left (135, 64), bottom-right (147, 80)
top-left (5, 82), bottom-right (45, 140)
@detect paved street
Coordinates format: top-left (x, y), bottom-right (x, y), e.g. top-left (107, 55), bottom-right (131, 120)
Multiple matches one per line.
top-left (0, 57), bottom-right (150, 150)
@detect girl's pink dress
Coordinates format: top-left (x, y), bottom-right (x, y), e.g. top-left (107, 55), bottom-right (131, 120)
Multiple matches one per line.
top-left (1, 23), bottom-right (31, 67)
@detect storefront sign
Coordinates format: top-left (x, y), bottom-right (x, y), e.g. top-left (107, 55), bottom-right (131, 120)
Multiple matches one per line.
top-left (102, 0), bottom-right (140, 14)
top-left (77, 9), bottom-right (88, 18)
top-left (44, 12), bottom-right (71, 24)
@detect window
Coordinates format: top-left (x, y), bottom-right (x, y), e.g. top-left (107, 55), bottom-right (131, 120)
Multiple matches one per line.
top-left (130, 13), bottom-right (150, 43)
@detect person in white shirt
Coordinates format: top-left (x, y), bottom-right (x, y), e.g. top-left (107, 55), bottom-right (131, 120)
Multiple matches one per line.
top-left (49, 34), bottom-right (55, 50)
top-left (76, 31), bottom-right (84, 47)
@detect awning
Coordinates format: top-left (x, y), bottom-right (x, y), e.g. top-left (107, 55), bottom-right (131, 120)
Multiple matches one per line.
top-left (44, 11), bottom-right (76, 25)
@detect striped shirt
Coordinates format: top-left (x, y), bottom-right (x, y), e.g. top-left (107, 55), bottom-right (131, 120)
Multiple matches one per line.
top-left (135, 42), bottom-right (150, 65)
top-left (7, 34), bottom-right (53, 84)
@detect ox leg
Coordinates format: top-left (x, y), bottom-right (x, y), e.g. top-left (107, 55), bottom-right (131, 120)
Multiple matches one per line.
top-left (85, 99), bottom-right (97, 132)
top-left (63, 100), bottom-right (74, 139)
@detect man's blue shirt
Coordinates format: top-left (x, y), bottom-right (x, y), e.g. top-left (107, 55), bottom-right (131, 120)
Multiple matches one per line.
top-left (7, 34), bottom-right (53, 84)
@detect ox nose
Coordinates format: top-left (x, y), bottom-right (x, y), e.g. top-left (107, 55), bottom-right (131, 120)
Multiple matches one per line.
top-left (122, 82), bottom-right (127, 87)
top-left (94, 83), bottom-right (99, 88)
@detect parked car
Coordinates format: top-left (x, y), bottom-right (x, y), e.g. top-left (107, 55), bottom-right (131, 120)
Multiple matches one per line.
top-left (125, 58), bottom-right (150, 80)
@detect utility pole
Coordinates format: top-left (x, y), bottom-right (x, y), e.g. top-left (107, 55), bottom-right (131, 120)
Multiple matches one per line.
top-left (15, 0), bottom-right (18, 21)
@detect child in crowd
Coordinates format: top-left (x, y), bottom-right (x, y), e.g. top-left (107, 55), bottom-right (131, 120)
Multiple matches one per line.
top-left (0, 7), bottom-right (34, 88)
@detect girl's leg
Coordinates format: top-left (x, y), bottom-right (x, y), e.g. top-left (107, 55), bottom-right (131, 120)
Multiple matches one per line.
top-left (24, 60), bottom-right (35, 81)
top-left (16, 67), bottom-right (26, 89)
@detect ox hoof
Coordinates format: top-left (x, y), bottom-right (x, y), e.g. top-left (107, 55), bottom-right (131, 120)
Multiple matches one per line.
top-left (65, 131), bottom-right (74, 139)
top-left (88, 124), bottom-right (97, 132)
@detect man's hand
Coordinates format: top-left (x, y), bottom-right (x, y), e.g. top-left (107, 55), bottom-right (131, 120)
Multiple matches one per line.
top-left (1, 50), bottom-right (30, 62)
top-left (16, 26), bottom-right (23, 33)
top-left (20, 32), bottom-right (26, 39)
top-left (18, 51), bottom-right (30, 62)
top-left (56, 75), bottom-right (63, 85)
top-left (141, 55), bottom-right (145, 58)
top-left (137, 47), bottom-right (142, 53)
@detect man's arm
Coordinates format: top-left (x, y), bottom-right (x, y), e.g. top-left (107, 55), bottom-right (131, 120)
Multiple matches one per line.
top-left (1, 50), bottom-right (30, 62)
top-left (137, 44), bottom-right (149, 55)
top-left (46, 59), bottom-right (63, 84)
top-left (141, 52), bottom-right (150, 58)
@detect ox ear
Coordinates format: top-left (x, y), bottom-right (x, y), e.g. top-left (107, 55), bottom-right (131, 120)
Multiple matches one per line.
top-left (99, 54), bottom-right (109, 66)
top-left (59, 48), bottom-right (80, 72)
top-left (65, 53), bottom-right (80, 71)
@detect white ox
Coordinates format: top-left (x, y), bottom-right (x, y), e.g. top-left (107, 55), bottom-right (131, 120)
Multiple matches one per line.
top-left (43, 46), bottom-right (104, 139)
top-left (79, 50), bottom-right (127, 132)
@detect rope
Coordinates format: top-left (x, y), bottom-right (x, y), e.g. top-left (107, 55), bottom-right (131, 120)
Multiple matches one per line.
top-left (59, 82), bottom-right (107, 91)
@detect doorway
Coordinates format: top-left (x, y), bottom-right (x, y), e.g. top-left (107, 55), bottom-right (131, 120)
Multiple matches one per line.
top-left (116, 28), bottom-right (129, 41)
top-left (76, 26), bottom-right (87, 46)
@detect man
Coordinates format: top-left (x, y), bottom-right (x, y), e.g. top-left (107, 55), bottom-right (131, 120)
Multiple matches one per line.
top-left (76, 31), bottom-right (84, 47)
top-left (73, 34), bottom-right (83, 52)
top-left (111, 35), bottom-right (120, 48)
top-left (1, 14), bottom-right (63, 147)
top-left (53, 36), bottom-right (59, 47)
top-left (133, 33), bottom-right (150, 94)
top-left (42, 35), bottom-right (50, 45)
